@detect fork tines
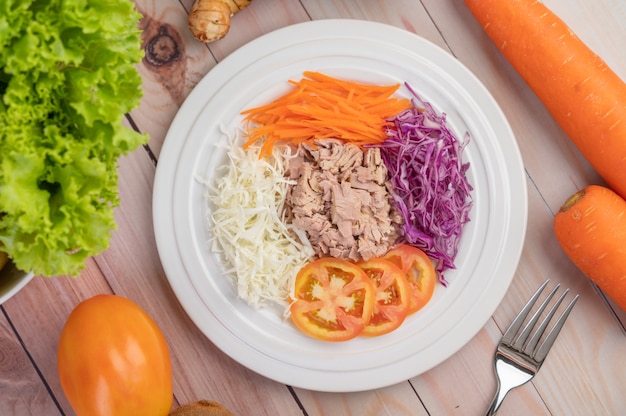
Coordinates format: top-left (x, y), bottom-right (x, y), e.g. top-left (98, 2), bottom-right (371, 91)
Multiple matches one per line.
top-left (502, 280), bottom-right (579, 363)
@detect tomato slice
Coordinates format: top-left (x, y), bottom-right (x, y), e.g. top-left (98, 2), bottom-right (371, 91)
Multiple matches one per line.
top-left (383, 244), bottom-right (436, 314)
top-left (290, 258), bottom-right (376, 342)
top-left (358, 258), bottom-right (411, 337)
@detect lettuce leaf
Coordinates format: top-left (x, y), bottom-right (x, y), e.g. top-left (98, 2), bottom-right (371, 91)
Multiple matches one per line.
top-left (0, 0), bottom-right (147, 276)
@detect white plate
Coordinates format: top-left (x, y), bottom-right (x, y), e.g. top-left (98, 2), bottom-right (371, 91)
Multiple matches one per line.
top-left (153, 19), bottom-right (527, 392)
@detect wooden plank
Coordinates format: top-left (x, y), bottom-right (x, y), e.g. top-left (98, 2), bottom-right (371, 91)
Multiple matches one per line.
top-left (198, 0), bottom-right (312, 61)
top-left (131, 0), bottom-right (218, 157)
top-left (294, 383), bottom-right (428, 416)
top-left (301, 0), bottom-right (448, 50)
top-left (0, 308), bottom-right (62, 415)
top-left (412, 320), bottom-right (514, 415)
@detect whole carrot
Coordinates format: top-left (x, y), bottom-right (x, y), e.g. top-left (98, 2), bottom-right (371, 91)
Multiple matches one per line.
top-left (554, 185), bottom-right (626, 312)
top-left (464, 0), bottom-right (626, 200)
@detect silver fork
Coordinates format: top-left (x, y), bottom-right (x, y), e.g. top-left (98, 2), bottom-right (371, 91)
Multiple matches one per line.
top-left (485, 280), bottom-right (579, 415)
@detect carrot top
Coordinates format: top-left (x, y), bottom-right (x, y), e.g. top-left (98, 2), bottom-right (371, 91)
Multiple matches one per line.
top-left (241, 71), bottom-right (411, 158)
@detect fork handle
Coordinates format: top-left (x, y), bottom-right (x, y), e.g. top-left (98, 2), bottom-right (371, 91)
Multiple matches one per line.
top-left (485, 387), bottom-right (508, 416)
top-left (485, 366), bottom-right (526, 415)
top-left (485, 370), bottom-right (531, 415)
top-left (485, 384), bottom-right (508, 416)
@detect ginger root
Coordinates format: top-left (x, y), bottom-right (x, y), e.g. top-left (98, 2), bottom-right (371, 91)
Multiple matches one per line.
top-left (169, 400), bottom-right (234, 416)
top-left (188, 0), bottom-right (252, 43)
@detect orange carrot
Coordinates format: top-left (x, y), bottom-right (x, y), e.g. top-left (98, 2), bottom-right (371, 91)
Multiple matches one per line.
top-left (553, 185), bottom-right (626, 312)
top-left (464, 0), bottom-right (626, 200)
top-left (241, 71), bottom-right (411, 158)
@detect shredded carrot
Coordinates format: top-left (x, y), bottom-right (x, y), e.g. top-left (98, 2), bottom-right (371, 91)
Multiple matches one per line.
top-left (241, 71), bottom-right (411, 158)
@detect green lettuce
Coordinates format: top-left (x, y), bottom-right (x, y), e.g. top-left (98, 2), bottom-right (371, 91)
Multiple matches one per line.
top-left (0, 0), bottom-right (147, 276)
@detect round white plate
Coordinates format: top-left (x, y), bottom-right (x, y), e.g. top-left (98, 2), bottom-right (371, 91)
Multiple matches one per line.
top-left (153, 19), bottom-right (527, 392)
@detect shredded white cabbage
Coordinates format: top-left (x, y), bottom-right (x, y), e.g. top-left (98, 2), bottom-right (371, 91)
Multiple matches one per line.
top-left (207, 134), bottom-right (314, 309)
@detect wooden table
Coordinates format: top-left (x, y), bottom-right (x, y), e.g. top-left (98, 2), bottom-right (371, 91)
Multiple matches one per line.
top-left (2, 1), bottom-right (625, 415)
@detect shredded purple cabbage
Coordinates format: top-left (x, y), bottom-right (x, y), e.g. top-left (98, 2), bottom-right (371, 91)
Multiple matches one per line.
top-left (378, 83), bottom-right (473, 285)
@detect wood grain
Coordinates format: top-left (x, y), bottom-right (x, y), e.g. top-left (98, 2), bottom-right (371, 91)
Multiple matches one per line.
top-left (0, 311), bottom-right (61, 415)
top-left (1, 0), bottom-right (625, 415)
top-left (132, 0), bottom-right (218, 157)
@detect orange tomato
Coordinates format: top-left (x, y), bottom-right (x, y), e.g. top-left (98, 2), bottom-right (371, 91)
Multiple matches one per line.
top-left (358, 258), bottom-right (411, 336)
top-left (58, 295), bottom-right (173, 416)
top-left (290, 258), bottom-right (376, 342)
top-left (384, 244), bottom-right (436, 314)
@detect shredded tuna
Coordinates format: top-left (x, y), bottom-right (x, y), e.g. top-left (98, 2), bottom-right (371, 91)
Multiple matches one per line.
top-left (285, 139), bottom-right (402, 261)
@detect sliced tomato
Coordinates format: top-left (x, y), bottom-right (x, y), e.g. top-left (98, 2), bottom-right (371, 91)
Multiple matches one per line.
top-left (358, 258), bottom-right (411, 337)
top-left (290, 258), bottom-right (376, 342)
top-left (383, 244), bottom-right (436, 315)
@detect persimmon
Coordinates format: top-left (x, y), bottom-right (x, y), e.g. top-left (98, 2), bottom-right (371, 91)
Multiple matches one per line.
top-left (58, 295), bottom-right (173, 416)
